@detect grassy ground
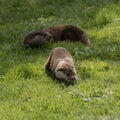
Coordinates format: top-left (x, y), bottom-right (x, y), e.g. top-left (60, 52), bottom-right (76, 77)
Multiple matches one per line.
top-left (0, 0), bottom-right (120, 119)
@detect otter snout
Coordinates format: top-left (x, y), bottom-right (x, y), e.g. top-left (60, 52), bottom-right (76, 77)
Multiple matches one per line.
top-left (71, 76), bottom-right (77, 81)
top-left (69, 75), bottom-right (77, 84)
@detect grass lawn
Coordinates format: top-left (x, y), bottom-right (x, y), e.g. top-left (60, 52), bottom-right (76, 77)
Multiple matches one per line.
top-left (0, 0), bottom-right (120, 119)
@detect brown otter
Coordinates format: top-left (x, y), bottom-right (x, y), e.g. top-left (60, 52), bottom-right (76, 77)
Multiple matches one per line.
top-left (23, 30), bottom-right (54, 48)
top-left (46, 25), bottom-right (90, 45)
top-left (45, 47), bottom-right (77, 84)
top-left (23, 25), bottom-right (90, 48)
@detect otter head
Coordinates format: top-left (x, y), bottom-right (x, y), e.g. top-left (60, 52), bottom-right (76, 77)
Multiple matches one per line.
top-left (55, 61), bottom-right (77, 84)
top-left (35, 30), bottom-right (54, 43)
top-left (80, 32), bottom-right (90, 45)
top-left (23, 30), bottom-right (54, 48)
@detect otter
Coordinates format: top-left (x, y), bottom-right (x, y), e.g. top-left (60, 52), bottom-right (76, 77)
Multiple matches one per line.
top-left (45, 47), bottom-right (77, 84)
top-left (23, 25), bottom-right (90, 48)
top-left (23, 30), bottom-right (54, 48)
top-left (46, 25), bottom-right (90, 45)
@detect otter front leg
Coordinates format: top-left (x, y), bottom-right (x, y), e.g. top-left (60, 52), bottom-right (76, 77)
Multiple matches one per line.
top-left (45, 52), bottom-right (53, 71)
top-left (45, 58), bottom-right (51, 71)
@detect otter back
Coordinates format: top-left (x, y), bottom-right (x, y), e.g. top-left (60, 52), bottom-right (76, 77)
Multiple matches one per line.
top-left (46, 25), bottom-right (90, 45)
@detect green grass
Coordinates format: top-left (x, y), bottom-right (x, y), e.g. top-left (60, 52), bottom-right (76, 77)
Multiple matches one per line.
top-left (0, 0), bottom-right (120, 119)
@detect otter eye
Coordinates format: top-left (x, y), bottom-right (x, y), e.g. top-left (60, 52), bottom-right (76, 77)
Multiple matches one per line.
top-left (35, 32), bottom-right (40, 35)
top-left (59, 68), bottom-right (63, 71)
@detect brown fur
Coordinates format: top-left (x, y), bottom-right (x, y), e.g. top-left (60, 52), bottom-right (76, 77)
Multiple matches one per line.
top-left (23, 30), bottom-right (54, 48)
top-left (46, 25), bottom-right (90, 45)
top-left (45, 47), bottom-right (77, 83)
top-left (23, 25), bottom-right (90, 48)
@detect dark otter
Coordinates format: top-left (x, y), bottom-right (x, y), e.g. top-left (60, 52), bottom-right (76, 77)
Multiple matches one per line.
top-left (46, 25), bottom-right (90, 45)
top-left (45, 47), bottom-right (77, 84)
top-left (23, 25), bottom-right (90, 48)
top-left (23, 30), bottom-right (54, 48)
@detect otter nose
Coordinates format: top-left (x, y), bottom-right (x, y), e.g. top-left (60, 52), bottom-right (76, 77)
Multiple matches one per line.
top-left (71, 76), bottom-right (77, 81)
